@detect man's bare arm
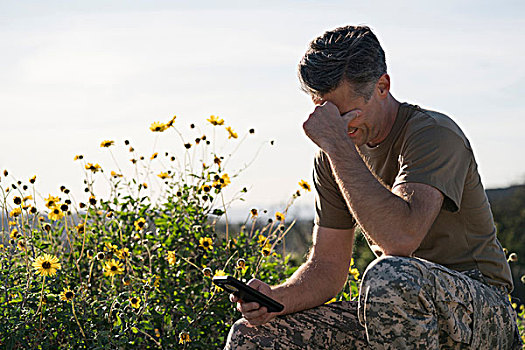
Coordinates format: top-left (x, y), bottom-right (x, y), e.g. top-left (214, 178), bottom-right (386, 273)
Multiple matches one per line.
top-left (326, 143), bottom-right (444, 256)
top-left (302, 101), bottom-right (444, 256)
top-left (272, 225), bottom-right (354, 314)
top-left (233, 225), bottom-right (354, 325)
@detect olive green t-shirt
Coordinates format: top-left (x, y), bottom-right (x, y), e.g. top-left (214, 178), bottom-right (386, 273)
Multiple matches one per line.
top-left (314, 102), bottom-right (513, 292)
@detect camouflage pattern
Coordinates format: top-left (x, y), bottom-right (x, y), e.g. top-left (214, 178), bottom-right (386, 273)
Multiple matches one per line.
top-left (225, 256), bottom-right (522, 349)
top-left (359, 256), bottom-right (521, 349)
top-left (224, 301), bottom-right (367, 349)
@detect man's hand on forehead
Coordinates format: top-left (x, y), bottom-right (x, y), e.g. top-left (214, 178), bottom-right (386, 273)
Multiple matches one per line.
top-left (303, 101), bottom-right (361, 152)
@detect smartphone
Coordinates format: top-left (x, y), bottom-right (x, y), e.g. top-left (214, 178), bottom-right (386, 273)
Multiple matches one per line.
top-left (212, 275), bottom-right (284, 313)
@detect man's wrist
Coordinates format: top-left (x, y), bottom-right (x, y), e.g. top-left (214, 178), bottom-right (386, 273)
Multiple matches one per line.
top-left (325, 138), bottom-right (360, 163)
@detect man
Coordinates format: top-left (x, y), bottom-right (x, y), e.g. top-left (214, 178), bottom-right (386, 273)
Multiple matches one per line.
top-left (225, 25), bottom-right (521, 349)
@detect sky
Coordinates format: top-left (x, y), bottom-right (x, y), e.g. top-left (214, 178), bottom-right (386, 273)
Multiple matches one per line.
top-left (1, 0), bottom-right (524, 220)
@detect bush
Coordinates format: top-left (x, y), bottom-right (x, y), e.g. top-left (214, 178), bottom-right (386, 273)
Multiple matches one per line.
top-left (0, 115), bottom-right (308, 348)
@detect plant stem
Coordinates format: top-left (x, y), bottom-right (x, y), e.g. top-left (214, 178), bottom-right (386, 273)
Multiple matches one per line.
top-left (76, 204), bottom-right (91, 265)
top-left (220, 192), bottom-right (229, 244)
top-left (37, 277), bottom-right (45, 328)
top-left (71, 300), bottom-right (86, 338)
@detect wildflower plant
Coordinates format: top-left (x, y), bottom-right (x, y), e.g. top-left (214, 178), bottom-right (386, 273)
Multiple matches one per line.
top-left (0, 114), bottom-right (311, 348)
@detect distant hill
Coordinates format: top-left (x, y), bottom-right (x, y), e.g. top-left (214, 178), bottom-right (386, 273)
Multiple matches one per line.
top-left (486, 185), bottom-right (525, 205)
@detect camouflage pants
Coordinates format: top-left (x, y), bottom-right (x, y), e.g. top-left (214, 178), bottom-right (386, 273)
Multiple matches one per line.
top-left (224, 256), bottom-right (521, 349)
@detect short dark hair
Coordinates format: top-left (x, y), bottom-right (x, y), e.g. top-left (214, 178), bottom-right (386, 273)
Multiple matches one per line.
top-left (298, 25), bottom-right (387, 101)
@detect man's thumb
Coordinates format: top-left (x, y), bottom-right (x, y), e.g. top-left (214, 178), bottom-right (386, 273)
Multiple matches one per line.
top-left (340, 109), bottom-right (361, 124)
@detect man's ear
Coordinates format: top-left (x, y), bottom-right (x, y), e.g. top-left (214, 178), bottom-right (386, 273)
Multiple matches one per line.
top-left (376, 74), bottom-right (390, 98)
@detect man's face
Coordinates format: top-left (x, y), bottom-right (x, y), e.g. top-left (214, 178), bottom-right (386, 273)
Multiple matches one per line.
top-left (313, 80), bottom-right (386, 147)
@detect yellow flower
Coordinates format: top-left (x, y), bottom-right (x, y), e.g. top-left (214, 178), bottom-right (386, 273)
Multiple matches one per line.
top-left (157, 172), bottom-right (171, 179)
top-left (85, 163), bottom-right (101, 173)
top-left (100, 140), bottom-right (115, 148)
top-left (201, 184), bottom-right (211, 193)
top-left (29, 175), bottom-right (36, 184)
top-left (73, 155), bottom-right (83, 161)
top-left (349, 258), bottom-right (360, 280)
top-left (257, 235), bottom-right (268, 247)
top-left (325, 297), bottom-right (337, 304)
top-left (59, 287), bottom-right (75, 302)
top-left (13, 196), bottom-right (22, 205)
top-left (166, 115), bottom-right (177, 127)
top-left (103, 259), bottom-right (125, 277)
top-left (150, 121), bottom-right (168, 132)
top-left (199, 237), bottom-right (213, 251)
top-left (115, 247), bottom-right (130, 260)
top-left (298, 180), bottom-right (311, 192)
top-left (221, 174), bottom-right (231, 186)
top-left (179, 331), bottom-right (191, 344)
top-left (10, 228), bottom-right (19, 239)
top-left (76, 223), bottom-right (85, 234)
top-left (9, 208), bottom-right (21, 217)
top-left (45, 195), bottom-right (60, 209)
top-left (275, 212), bottom-right (285, 222)
top-left (225, 126), bottom-right (238, 139)
top-left (48, 207), bottom-right (64, 221)
top-left (150, 152), bottom-right (158, 160)
top-left (33, 254), bottom-right (61, 277)
top-left (349, 267), bottom-right (360, 280)
top-left (167, 251), bottom-right (176, 265)
top-left (212, 173), bottom-right (231, 189)
top-left (23, 195), bottom-right (33, 201)
top-left (250, 208), bottom-right (258, 218)
top-left (134, 218), bottom-right (146, 231)
top-left (261, 242), bottom-right (272, 257)
top-left (129, 296), bottom-right (141, 308)
top-left (17, 240), bottom-right (27, 252)
top-left (207, 115), bottom-right (224, 126)
top-left (212, 269), bottom-right (226, 291)
top-left (104, 242), bottom-right (118, 253)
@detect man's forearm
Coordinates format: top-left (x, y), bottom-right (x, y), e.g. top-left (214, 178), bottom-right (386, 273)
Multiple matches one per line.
top-left (326, 141), bottom-right (417, 255)
top-left (271, 258), bottom-right (348, 315)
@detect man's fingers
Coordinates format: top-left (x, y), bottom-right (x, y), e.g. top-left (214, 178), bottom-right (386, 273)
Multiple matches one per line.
top-left (243, 306), bottom-right (268, 321)
top-left (340, 109), bottom-right (361, 123)
top-left (240, 302), bottom-right (260, 312)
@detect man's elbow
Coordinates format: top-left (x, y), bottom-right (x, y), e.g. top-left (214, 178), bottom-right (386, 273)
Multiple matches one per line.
top-left (382, 234), bottom-right (421, 257)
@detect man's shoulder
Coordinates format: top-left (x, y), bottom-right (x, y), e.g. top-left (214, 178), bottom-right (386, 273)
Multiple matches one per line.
top-left (401, 103), bottom-right (471, 150)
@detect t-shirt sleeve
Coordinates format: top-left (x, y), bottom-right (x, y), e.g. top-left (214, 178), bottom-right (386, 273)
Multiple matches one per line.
top-left (313, 151), bottom-right (357, 229)
top-left (393, 126), bottom-right (472, 212)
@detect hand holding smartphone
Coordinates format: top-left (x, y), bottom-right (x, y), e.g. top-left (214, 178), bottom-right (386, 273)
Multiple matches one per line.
top-left (212, 275), bottom-right (284, 313)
